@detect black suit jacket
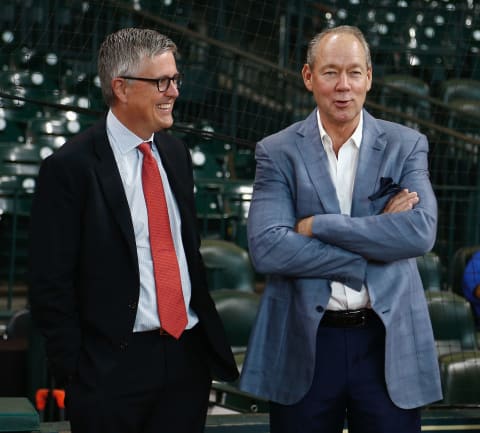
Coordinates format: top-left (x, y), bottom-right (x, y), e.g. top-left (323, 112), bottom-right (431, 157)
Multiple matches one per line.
top-left (28, 118), bottom-right (238, 387)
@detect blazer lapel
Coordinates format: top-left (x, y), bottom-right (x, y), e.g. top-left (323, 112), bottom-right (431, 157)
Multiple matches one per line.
top-left (351, 110), bottom-right (387, 217)
top-left (93, 121), bottom-right (138, 265)
top-left (297, 110), bottom-right (341, 214)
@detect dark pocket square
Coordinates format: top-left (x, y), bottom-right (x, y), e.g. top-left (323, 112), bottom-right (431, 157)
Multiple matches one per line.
top-left (368, 177), bottom-right (403, 201)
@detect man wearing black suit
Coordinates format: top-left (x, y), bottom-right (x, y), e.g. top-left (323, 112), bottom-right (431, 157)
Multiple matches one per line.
top-left (28, 28), bottom-right (238, 433)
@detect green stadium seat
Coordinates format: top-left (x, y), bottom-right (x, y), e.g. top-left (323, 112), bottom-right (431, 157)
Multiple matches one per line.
top-left (416, 252), bottom-right (442, 292)
top-left (436, 99), bottom-right (480, 188)
top-left (46, 92), bottom-right (104, 123)
top-left (4, 308), bottom-right (30, 340)
top-left (27, 133), bottom-right (67, 151)
top-left (0, 70), bottom-right (44, 88)
top-left (356, 6), bottom-right (411, 62)
top-left (191, 144), bottom-right (230, 180)
top-left (425, 291), bottom-right (478, 357)
top-left (430, 100), bottom-right (480, 193)
top-left (222, 180), bottom-right (252, 250)
top-left (462, 24), bottom-right (480, 79)
top-left (60, 71), bottom-right (104, 110)
top-left (211, 289), bottom-right (260, 351)
top-left (190, 132), bottom-right (233, 181)
top-left (210, 348), bottom-right (269, 413)
top-left (439, 351), bottom-right (480, 404)
top-left (27, 115), bottom-right (82, 136)
top-left (0, 336), bottom-right (28, 397)
top-left (381, 74), bottom-right (430, 94)
top-left (194, 178), bottom-right (253, 248)
top-left (200, 239), bottom-right (256, 292)
top-left (0, 174), bottom-right (35, 213)
top-left (51, 92), bottom-right (93, 110)
top-left (209, 290), bottom-right (267, 413)
top-left (0, 174), bottom-right (34, 287)
top-left (179, 64), bottom-right (214, 103)
top-left (446, 98), bottom-right (480, 136)
top-left (440, 78), bottom-right (480, 104)
top-left (195, 180), bottom-right (234, 240)
top-left (0, 142), bottom-right (46, 176)
top-left (405, 9), bottom-right (456, 79)
top-left (0, 116), bottom-right (25, 144)
top-left (0, 86), bottom-right (43, 127)
top-left (9, 46), bottom-right (62, 77)
top-left (1, 309), bottom-right (49, 414)
top-left (0, 26), bottom-right (15, 58)
top-left (0, 70), bottom-right (58, 102)
top-left (377, 74), bottom-right (430, 129)
top-left (0, 397), bottom-right (40, 432)
top-left (26, 115), bottom-right (83, 150)
top-left (210, 378), bottom-right (269, 414)
top-left (231, 146), bottom-right (255, 180)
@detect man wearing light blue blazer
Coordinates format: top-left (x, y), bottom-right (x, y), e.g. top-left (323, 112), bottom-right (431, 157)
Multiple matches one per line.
top-left (239, 25), bottom-right (442, 433)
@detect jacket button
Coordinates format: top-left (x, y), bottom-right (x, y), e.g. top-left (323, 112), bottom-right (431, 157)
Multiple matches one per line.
top-left (119, 341), bottom-right (128, 350)
top-left (316, 306), bottom-right (324, 313)
top-left (128, 301), bottom-right (137, 310)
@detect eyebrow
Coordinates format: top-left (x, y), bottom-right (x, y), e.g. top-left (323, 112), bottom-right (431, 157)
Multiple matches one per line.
top-left (320, 62), bottom-right (368, 70)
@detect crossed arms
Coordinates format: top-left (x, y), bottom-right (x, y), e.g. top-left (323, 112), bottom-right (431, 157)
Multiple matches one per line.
top-left (247, 135), bottom-right (437, 285)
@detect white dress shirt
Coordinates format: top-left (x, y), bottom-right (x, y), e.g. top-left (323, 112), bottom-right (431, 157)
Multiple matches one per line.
top-left (106, 110), bottom-right (198, 331)
top-left (316, 110), bottom-right (370, 311)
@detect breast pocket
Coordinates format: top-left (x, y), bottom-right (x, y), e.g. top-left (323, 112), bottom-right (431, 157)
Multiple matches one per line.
top-left (370, 195), bottom-right (391, 215)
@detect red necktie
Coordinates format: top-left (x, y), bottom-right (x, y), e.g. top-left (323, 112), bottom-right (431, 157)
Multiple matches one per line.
top-left (138, 142), bottom-right (187, 339)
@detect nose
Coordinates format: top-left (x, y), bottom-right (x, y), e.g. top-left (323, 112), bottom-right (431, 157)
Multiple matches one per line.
top-left (336, 72), bottom-right (350, 90)
top-left (165, 81), bottom-right (179, 98)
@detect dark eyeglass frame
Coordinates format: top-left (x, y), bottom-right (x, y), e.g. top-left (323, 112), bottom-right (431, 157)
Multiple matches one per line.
top-left (119, 73), bottom-right (183, 92)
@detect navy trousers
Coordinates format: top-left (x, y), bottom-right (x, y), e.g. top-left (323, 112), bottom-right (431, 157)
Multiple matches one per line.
top-left (269, 313), bottom-right (421, 433)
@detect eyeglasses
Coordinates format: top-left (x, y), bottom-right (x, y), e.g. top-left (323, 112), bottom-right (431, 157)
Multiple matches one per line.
top-left (120, 73), bottom-right (183, 92)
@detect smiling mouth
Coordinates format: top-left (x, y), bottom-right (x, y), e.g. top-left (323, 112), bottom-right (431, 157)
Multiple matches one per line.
top-left (156, 103), bottom-right (173, 110)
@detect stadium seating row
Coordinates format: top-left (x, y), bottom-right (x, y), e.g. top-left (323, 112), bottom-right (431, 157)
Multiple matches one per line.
top-left (0, 219), bottom-right (478, 421)
top-left (2, 261), bottom-right (479, 411)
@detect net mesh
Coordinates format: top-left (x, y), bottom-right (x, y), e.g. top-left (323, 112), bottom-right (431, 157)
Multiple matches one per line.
top-left (0, 2), bottom-right (479, 369)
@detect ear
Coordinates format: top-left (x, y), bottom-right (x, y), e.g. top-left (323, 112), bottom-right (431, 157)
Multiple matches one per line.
top-left (111, 77), bottom-right (129, 103)
top-left (302, 64), bottom-right (313, 92)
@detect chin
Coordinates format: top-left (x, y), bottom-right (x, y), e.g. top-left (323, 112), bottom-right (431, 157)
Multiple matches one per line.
top-left (157, 117), bottom-right (174, 130)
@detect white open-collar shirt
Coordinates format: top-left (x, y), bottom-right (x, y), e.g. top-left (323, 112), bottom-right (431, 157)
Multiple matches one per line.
top-left (317, 110), bottom-right (370, 311)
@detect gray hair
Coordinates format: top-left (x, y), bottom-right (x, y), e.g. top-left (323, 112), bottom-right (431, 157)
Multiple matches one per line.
top-left (98, 28), bottom-right (177, 106)
top-left (306, 25), bottom-right (372, 70)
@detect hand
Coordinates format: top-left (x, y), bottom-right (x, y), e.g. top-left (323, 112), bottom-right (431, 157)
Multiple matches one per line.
top-left (295, 216), bottom-right (314, 237)
top-left (383, 189), bottom-right (419, 214)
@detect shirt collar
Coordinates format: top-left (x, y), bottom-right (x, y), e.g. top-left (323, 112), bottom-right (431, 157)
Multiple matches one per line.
top-left (316, 109), bottom-right (363, 151)
top-left (106, 110), bottom-right (155, 154)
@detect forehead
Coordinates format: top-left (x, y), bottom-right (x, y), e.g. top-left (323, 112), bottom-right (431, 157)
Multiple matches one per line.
top-left (137, 51), bottom-right (177, 74)
top-left (314, 33), bottom-right (368, 68)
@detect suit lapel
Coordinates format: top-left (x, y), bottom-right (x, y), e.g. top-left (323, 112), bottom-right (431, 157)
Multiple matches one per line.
top-left (153, 131), bottom-right (195, 249)
top-left (92, 121), bottom-right (138, 265)
top-left (152, 132), bottom-right (187, 215)
top-left (296, 110), bottom-right (341, 214)
top-left (351, 110), bottom-right (387, 217)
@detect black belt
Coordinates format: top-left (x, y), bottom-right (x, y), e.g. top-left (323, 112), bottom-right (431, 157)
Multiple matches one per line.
top-left (133, 326), bottom-right (196, 338)
top-left (320, 308), bottom-right (378, 328)
top-left (132, 328), bottom-right (173, 338)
